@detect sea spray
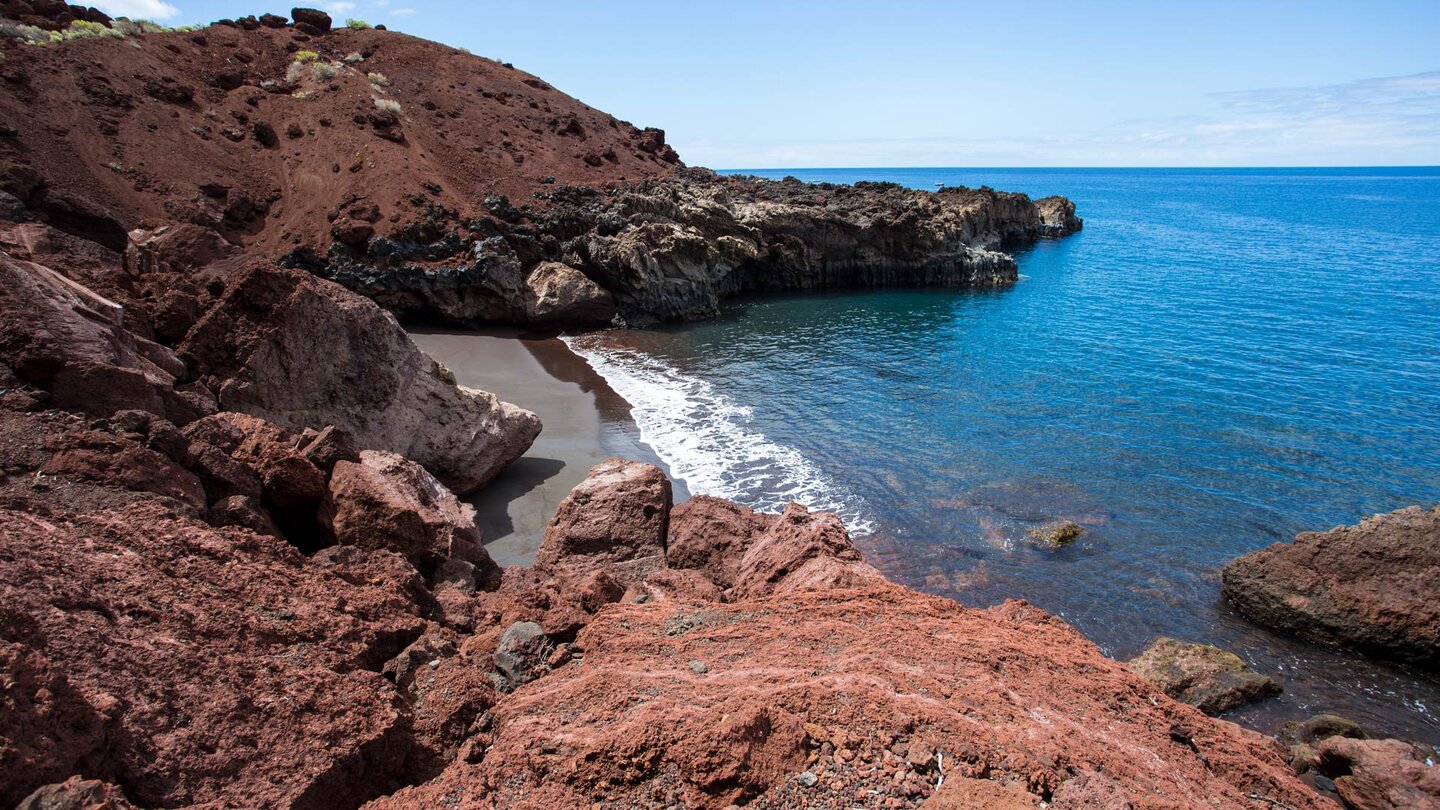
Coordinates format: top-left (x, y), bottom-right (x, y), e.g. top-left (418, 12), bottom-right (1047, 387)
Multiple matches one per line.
top-left (562, 335), bottom-right (875, 535)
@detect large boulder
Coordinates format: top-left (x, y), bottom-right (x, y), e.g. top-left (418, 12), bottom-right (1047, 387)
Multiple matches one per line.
top-left (1222, 505), bottom-right (1440, 667)
top-left (179, 264), bottom-right (540, 495)
top-left (665, 494), bottom-right (774, 590)
top-left (323, 450), bottom-right (501, 586)
top-left (729, 502), bottom-right (885, 600)
top-left (523, 261), bottom-right (616, 326)
top-left (532, 458), bottom-right (671, 588)
top-left (0, 254), bottom-right (204, 425)
top-left (290, 7), bottom-right (332, 32)
top-left (1126, 637), bottom-right (1282, 715)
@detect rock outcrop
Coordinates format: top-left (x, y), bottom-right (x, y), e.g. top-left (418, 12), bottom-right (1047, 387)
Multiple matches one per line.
top-left (306, 171), bottom-right (1082, 328)
top-left (1317, 737), bottom-right (1440, 809)
top-left (1126, 637), bottom-right (1283, 714)
top-left (532, 457), bottom-right (671, 588)
top-left (180, 263), bottom-right (540, 495)
top-left (1222, 505), bottom-right (1440, 667)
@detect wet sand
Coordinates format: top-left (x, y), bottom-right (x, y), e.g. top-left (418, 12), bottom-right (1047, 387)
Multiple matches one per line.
top-left (408, 327), bottom-right (679, 567)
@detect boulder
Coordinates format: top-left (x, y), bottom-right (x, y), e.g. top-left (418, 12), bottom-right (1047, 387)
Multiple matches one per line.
top-left (323, 449), bottom-right (501, 586)
top-left (182, 412), bottom-right (326, 511)
top-left (290, 8), bottom-right (333, 33)
top-left (257, 12), bottom-right (286, 28)
top-left (179, 264), bottom-right (540, 495)
top-left (0, 253), bottom-right (203, 424)
top-left (729, 502), bottom-right (885, 600)
top-left (493, 620), bottom-right (550, 693)
top-left (1222, 505), bottom-right (1440, 667)
top-left (665, 494), bottom-right (774, 589)
top-left (1316, 737), bottom-right (1440, 809)
top-left (532, 458), bottom-right (671, 588)
top-left (1027, 518), bottom-right (1085, 547)
top-left (1126, 637), bottom-right (1282, 715)
top-left (523, 261), bottom-right (616, 326)
top-left (14, 777), bottom-right (138, 810)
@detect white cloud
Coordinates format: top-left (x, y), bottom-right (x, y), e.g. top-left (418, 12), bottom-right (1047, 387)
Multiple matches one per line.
top-left (678, 71), bottom-right (1440, 168)
top-left (390, 7), bottom-right (417, 16)
top-left (93, 0), bottom-right (179, 19)
top-left (322, 1), bottom-right (356, 15)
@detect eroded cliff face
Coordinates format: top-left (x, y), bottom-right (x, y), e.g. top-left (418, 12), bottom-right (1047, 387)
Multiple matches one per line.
top-left (293, 170), bottom-right (1084, 327)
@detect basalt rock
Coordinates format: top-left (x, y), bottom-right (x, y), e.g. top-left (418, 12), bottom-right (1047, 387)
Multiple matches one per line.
top-left (178, 263), bottom-right (540, 495)
top-left (1222, 505), bottom-right (1440, 667)
top-left (290, 7), bottom-right (332, 32)
top-left (308, 171), bottom-right (1082, 328)
top-left (1126, 637), bottom-right (1283, 715)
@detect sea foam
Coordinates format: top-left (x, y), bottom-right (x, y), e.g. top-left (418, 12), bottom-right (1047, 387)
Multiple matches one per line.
top-left (562, 336), bottom-right (874, 535)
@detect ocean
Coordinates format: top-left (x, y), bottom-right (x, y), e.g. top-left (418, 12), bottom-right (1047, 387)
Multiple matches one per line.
top-left (563, 167), bottom-right (1440, 741)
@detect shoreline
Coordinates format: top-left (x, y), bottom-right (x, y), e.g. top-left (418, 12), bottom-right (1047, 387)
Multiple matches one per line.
top-left (408, 327), bottom-right (686, 567)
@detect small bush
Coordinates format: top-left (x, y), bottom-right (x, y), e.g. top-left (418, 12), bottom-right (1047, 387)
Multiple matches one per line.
top-left (62, 20), bottom-right (125, 40)
top-left (293, 49), bottom-right (320, 63)
top-left (374, 98), bottom-right (402, 116)
top-left (311, 62), bottom-right (337, 81)
top-left (366, 71), bottom-right (389, 87)
top-left (113, 18), bottom-right (169, 35)
top-left (343, 51), bottom-right (365, 63)
top-left (284, 62), bottom-right (307, 85)
top-left (345, 19), bottom-right (371, 29)
top-left (0, 20), bottom-right (54, 44)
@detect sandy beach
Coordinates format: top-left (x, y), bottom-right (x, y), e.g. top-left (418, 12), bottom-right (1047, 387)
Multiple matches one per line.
top-left (409, 327), bottom-right (677, 567)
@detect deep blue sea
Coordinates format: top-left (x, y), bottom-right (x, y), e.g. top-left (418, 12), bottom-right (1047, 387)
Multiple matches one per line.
top-left (565, 167), bottom-right (1440, 741)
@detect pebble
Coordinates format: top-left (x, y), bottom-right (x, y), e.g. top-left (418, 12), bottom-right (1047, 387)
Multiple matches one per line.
top-left (688, 660), bottom-right (708, 674)
top-left (797, 771), bottom-right (818, 788)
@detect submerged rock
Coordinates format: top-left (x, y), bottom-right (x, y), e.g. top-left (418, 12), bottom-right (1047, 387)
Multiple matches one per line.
top-left (1126, 637), bottom-right (1282, 714)
top-left (1222, 505), bottom-right (1440, 667)
top-left (1027, 518), bottom-right (1086, 547)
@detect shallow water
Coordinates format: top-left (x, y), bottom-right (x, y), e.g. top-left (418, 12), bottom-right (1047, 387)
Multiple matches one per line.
top-left (563, 167), bottom-right (1440, 742)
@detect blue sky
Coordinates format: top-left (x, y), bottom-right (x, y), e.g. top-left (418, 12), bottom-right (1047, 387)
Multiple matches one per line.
top-left (96, 0), bottom-right (1440, 167)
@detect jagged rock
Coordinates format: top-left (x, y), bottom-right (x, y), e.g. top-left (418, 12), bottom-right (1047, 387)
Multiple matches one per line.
top-left (182, 412), bottom-right (325, 511)
top-left (493, 620), bottom-right (550, 693)
top-left (258, 12), bottom-right (287, 28)
top-left (532, 457), bottom-right (671, 588)
top-left (666, 494), bottom-right (774, 590)
top-left (1316, 737), bottom-right (1440, 809)
top-left (178, 264), bottom-right (540, 495)
top-left (295, 424), bottom-right (361, 472)
top-left (0, 253), bottom-right (204, 424)
top-left (291, 7), bottom-right (332, 33)
top-left (1222, 505), bottom-right (1440, 667)
top-left (729, 503), bottom-right (886, 600)
top-left (41, 425), bottom-right (206, 510)
top-left (323, 449), bottom-right (501, 585)
top-left (1126, 637), bottom-right (1282, 714)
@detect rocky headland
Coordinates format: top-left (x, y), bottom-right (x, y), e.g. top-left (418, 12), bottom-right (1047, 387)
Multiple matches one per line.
top-left (0, 6), bottom-right (1434, 810)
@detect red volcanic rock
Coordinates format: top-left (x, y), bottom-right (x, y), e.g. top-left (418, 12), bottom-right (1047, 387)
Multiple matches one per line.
top-left (730, 502), bottom-right (886, 599)
top-left (291, 7), bottom-right (333, 33)
top-left (0, 498), bottom-right (430, 808)
top-left (0, 253), bottom-right (203, 424)
top-left (323, 449), bottom-right (501, 585)
top-left (1223, 505), bottom-right (1440, 667)
top-left (183, 411), bottom-right (326, 511)
top-left (532, 457), bottom-right (671, 588)
top-left (371, 584), bottom-right (1326, 810)
top-left (179, 264), bottom-right (540, 495)
top-left (1126, 637), bottom-right (1282, 715)
top-left (666, 494), bottom-right (774, 589)
top-left (14, 777), bottom-right (138, 810)
top-left (41, 425), bottom-right (206, 510)
top-left (1317, 737), bottom-right (1440, 809)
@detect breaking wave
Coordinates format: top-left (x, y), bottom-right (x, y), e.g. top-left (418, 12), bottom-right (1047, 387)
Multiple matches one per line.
top-left (562, 336), bottom-right (875, 535)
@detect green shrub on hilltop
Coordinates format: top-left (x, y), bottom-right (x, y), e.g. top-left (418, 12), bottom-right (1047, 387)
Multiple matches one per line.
top-left (346, 19), bottom-right (371, 29)
top-left (62, 20), bottom-right (125, 40)
top-left (293, 49), bottom-right (320, 63)
top-left (0, 20), bottom-right (58, 44)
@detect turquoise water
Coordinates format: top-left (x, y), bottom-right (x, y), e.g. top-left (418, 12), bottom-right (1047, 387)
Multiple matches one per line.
top-left (565, 167), bottom-right (1440, 741)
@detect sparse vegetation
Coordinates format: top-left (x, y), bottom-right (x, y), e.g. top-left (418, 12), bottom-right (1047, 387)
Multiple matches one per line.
top-left (311, 62), bottom-right (337, 81)
top-left (284, 62), bottom-right (307, 85)
top-left (343, 51), bottom-right (365, 63)
top-left (294, 50), bottom-right (320, 63)
top-left (367, 71), bottom-right (390, 87)
top-left (62, 20), bottom-right (125, 40)
top-left (345, 19), bottom-right (371, 29)
top-left (374, 98), bottom-right (402, 116)
top-left (0, 20), bottom-right (57, 44)
top-left (113, 18), bottom-right (169, 35)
